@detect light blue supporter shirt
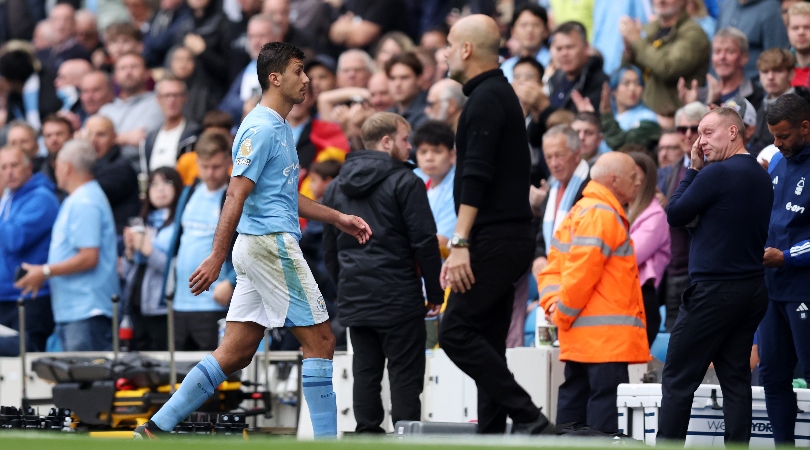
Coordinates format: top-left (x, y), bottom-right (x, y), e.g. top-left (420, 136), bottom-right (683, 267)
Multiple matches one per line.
top-left (48, 180), bottom-right (119, 323)
top-left (232, 105), bottom-right (301, 240)
top-left (426, 165), bottom-right (458, 240)
top-left (174, 184), bottom-right (229, 312)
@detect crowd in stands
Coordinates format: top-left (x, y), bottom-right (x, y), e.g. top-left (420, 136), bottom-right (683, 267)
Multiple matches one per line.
top-left (0, 0), bottom-right (802, 358)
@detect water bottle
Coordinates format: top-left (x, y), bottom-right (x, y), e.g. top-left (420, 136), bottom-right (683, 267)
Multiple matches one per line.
top-left (119, 314), bottom-right (133, 352)
top-left (536, 307), bottom-right (553, 346)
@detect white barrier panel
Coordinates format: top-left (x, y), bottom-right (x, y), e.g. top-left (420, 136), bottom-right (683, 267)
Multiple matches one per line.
top-left (617, 383), bottom-right (810, 447)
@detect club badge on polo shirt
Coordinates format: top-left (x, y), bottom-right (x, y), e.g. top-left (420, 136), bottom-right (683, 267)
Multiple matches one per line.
top-left (235, 138), bottom-right (252, 166)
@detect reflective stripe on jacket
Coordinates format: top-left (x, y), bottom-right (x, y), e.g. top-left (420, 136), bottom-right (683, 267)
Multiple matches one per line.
top-left (537, 181), bottom-right (651, 364)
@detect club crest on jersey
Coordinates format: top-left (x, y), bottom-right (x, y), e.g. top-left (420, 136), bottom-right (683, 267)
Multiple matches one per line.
top-left (239, 138), bottom-right (253, 156)
top-left (797, 177), bottom-right (805, 196)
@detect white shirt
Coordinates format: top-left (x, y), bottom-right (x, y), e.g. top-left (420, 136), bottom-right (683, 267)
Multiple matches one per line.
top-left (149, 120), bottom-right (186, 171)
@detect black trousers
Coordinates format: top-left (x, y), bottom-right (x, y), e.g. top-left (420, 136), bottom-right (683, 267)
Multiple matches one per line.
top-left (174, 310), bottom-right (227, 351)
top-left (130, 309), bottom-right (167, 351)
top-left (438, 223), bottom-right (539, 434)
top-left (556, 361), bottom-right (629, 433)
top-left (351, 316), bottom-right (426, 433)
top-left (0, 296), bottom-right (54, 352)
top-left (642, 282), bottom-right (660, 347)
top-left (658, 277), bottom-right (768, 444)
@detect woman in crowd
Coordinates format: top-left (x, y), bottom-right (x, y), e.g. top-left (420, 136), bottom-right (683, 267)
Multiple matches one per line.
top-left (167, 45), bottom-right (223, 124)
top-left (121, 167), bottom-right (184, 351)
top-left (627, 152), bottom-right (671, 346)
top-left (374, 31), bottom-right (415, 70)
top-left (600, 66), bottom-right (662, 153)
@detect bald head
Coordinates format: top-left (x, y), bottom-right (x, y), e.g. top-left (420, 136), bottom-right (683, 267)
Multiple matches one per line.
top-left (84, 115), bottom-right (117, 158)
top-left (56, 59), bottom-right (93, 89)
top-left (446, 14), bottom-right (500, 83)
top-left (590, 152), bottom-right (640, 205)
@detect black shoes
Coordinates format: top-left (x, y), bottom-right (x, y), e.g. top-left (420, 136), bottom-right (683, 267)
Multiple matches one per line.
top-left (511, 410), bottom-right (555, 435)
top-left (133, 420), bottom-right (168, 439)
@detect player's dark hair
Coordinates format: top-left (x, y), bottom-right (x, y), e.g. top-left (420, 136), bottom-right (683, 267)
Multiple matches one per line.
top-left (767, 93), bottom-right (810, 127)
top-left (413, 120), bottom-right (455, 150)
top-left (257, 42), bottom-right (306, 92)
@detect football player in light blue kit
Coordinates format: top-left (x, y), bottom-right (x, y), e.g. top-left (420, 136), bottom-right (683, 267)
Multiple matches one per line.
top-left (135, 42), bottom-right (371, 439)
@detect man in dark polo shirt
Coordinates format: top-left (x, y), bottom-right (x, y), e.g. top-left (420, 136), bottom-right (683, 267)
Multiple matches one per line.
top-left (438, 14), bottom-right (552, 436)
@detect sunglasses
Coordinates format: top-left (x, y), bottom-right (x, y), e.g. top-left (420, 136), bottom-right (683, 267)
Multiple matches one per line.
top-left (676, 125), bottom-right (699, 135)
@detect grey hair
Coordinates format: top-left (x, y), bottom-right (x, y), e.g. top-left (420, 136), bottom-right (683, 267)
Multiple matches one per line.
top-left (58, 139), bottom-right (96, 173)
top-left (7, 120), bottom-right (37, 139)
top-left (337, 49), bottom-right (375, 73)
top-left (675, 101), bottom-right (709, 126)
top-left (714, 27), bottom-right (749, 55)
top-left (0, 145), bottom-right (32, 167)
top-left (439, 80), bottom-right (467, 109)
top-left (543, 124), bottom-right (581, 153)
top-left (248, 13), bottom-right (282, 37)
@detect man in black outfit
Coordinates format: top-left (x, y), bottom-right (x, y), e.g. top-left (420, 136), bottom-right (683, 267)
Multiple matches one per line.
top-left (659, 107), bottom-right (773, 444)
top-left (438, 14), bottom-right (553, 435)
top-left (322, 112), bottom-right (443, 433)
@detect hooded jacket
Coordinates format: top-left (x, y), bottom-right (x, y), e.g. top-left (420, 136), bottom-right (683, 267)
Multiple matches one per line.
top-left (322, 150), bottom-right (443, 327)
top-left (766, 144), bottom-right (810, 302)
top-left (0, 172), bottom-right (59, 300)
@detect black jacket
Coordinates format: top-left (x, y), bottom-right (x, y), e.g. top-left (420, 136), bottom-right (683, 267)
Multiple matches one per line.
top-left (547, 55), bottom-right (610, 113)
top-left (322, 150), bottom-right (443, 327)
top-left (143, 120), bottom-right (201, 170)
top-left (92, 145), bottom-right (140, 234)
top-left (455, 69), bottom-right (533, 228)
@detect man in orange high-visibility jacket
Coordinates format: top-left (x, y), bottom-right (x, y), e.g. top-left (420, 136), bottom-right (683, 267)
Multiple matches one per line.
top-left (537, 152), bottom-right (651, 433)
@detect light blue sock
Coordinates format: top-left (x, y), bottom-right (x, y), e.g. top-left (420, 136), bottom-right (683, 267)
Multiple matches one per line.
top-left (302, 358), bottom-right (337, 438)
top-left (151, 354), bottom-right (227, 431)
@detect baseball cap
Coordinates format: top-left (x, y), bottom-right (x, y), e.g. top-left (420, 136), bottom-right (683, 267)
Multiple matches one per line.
top-left (722, 94), bottom-right (757, 127)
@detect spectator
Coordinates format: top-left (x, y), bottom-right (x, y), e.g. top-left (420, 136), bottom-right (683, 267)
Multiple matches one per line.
top-left (600, 66), bottom-right (662, 152)
top-left (385, 52), bottom-right (428, 132)
top-left (217, 14), bottom-right (280, 126)
top-left (621, 0), bottom-right (710, 120)
top-left (125, 0), bottom-right (156, 33)
top-left (571, 112), bottom-right (608, 164)
top-left (534, 125), bottom-right (590, 279)
top-left (263, 0), bottom-right (315, 54)
top-left (74, 9), bottom-right (101, 53)
top-left (322, 112), bottom-right (442, 434)
top-left (175, 110), bottom-right (233, 185)
top-left (414, 47), bottom-right (437, 92)
top-left (0, 46), bottom-right (61, 131)
top-left (374, 31), bottom-right (415, 69)
top-left (73, 70), bottom-right (115, 128)
top-left (656, 128), bottom-right (684, 170)
top-left (32, 20), bottom-right (55, 51)
top-left (336, 49), bottom-right (375, 88)
top-left (537, 152), bottom-right (649, 434)
top-left (174, 0), bottom-right (231, 86)
top-left (83, 115), bottom-right (141, 234)
top-left (413, 120), bottom-right (458, 252)
top-left (328, 0), bottom-right (410, 51)
top-left (722, 94), bottom-right (758, 146)
top-left (0, 0), bottom-right (44, 44)
top-left (718, 0), bottom-right (789, 80)
top-left (787, 2), bottom-right (810, 87)
top-left (143, 77), bottom-right (202, 173)
top-left (750, 48), bottom-right (796, 155)
top-left (627, 151), bottom-right (671, 346)
top-left (99, 52), bottom-right (164, 163)
top-left (305, 55), bottom-right (338, 105)
top-left (225, 0), bottom-right (262, 81)
top-left (36, 4), bottom-right (91, 74)
top-left (54, 58), bottom-right (92, 116)
top-left (142, 0), bottom-right (192, 68)
top-left (5, 121), bottom-right (45, 172)
top-left (96, 23), bottom-right (144, 72)
top-left (0, 145), bottom-right (59, 352)
top-left (288, 0), bottom-right (333, 53)
top-left (782, 0), bottom-right (804, 26)
top-left (15, 139), bottom-right (119, 352)
top-left (121, 167), bottom-right (183, 351)
top-left (167, 46), bottom-right (223, 124)
top-left (687, 0), bottom-right (716, 40)
top-left (593, 0), bottom-right (652, 75)
top-left (424, 78), bottom-right (465, 132)
top-left (40, 114), bottom-right (73, 201)
top-left (511, 56), bottom-right (554, 185)
top-left (419, 25), bottom-right (447, 51)
top-left (291, 86), bottom-right (349, 172)
top-left (501, 3), bottom-right (551, 83)
top-left (368, 71), bottom-right (394, 112)
top-left (657, 101), bottom-right (708, 331)
top-left (164, 130), bottom-right (235, 351)
top-left (547, 21), bottom-right (609, 114)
